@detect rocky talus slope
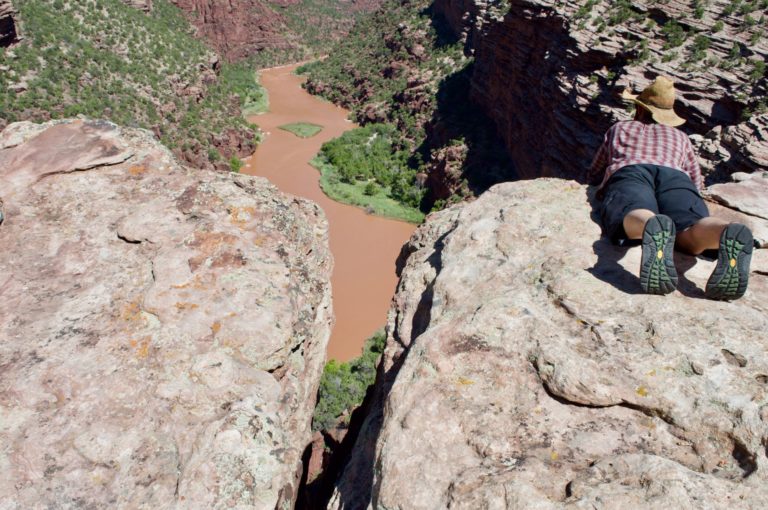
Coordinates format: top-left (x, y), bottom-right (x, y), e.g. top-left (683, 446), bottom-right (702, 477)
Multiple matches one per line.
top-left (435, 0), bottom-right (768, 182)
top-left (0, 120), bottom-right (332, 508)
top-left (330, 179), bottom-right (768, 508)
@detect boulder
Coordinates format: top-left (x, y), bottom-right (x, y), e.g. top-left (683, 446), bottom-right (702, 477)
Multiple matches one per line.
top-left (706, 171), bottom-right (768, 248)
top-left (331, 179), bottom-right (768, 508)
top-left (0, 119), bottom-right (332, 509)
top-left (121, 0), bottom-right (153, 12)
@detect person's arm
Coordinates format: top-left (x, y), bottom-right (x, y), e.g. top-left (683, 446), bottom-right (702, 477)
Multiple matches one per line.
top-left (587, 131), bottom-right (610, 186)
top-left (683, 138), bottom-right (704, 192)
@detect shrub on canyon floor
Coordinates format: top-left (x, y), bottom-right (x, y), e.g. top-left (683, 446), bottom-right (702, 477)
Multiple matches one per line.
top-left (312, 330), bottom-right (386, 432)
top-left (314, 122), bottom-right (426, 221)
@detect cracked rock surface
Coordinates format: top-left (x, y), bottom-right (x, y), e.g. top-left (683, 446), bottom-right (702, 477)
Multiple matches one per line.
top-left (331, 179), bottom-right (768, 509)
top-left (0, 119), bottom-right (332, 509)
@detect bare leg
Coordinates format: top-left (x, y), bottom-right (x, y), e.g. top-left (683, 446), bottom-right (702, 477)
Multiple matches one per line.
top-left (622, 209), bottom-right (656, 239)
top-left (676, 217), bottom-right (729, 255)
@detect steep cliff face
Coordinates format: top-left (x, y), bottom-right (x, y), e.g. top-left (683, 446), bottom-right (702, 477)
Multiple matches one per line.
top-left (170, 0), bottom-right (295, 62)
top-left (435, 0), bottom-right (768, 183)
top-left (329, 178), bottom-right (768, 508)
top-left (0, 119), bottom-right (332, 508)
top-left (170, 0), bottom-right (382, 63)
top-left (0, 0), bottom-right (19, 47)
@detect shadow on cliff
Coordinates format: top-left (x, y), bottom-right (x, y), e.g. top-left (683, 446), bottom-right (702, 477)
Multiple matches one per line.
top-left (585, 187), bottom-right (711, 298)
top-left (421, 5), bottom-right (461, 49)
top-left (418, 63), bottom-right (518, 210)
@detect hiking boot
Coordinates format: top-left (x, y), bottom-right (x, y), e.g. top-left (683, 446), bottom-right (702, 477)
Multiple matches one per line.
top-left (705, 223), bottom-right (753, 301)
top-left (640, 214), bottom-right (678, 295)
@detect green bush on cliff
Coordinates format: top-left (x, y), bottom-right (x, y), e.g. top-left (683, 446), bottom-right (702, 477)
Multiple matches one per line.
top-left (312, 330), bottom-right (386, 432)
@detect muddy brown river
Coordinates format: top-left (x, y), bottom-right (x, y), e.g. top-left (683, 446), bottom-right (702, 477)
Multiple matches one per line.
top-left (244, 64), bottom-right (416, 362)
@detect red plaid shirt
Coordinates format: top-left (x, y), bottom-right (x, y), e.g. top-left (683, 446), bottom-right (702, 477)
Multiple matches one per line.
top-left (588, 120), bottom-right (703, 191)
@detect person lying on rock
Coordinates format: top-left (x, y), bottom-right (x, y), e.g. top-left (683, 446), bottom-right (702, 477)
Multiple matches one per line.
top-left (588, 76), bottom-right (753, 300)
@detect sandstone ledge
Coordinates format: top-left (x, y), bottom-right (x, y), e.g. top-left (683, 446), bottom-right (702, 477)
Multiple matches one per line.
top-left (332, 179), bottom-right (768, 508)
top-left (0, 120), bottom-right (332, 508)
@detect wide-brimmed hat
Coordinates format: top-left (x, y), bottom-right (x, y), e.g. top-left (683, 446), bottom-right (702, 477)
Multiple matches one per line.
top-left (621, 76), bottom-right (686, 127)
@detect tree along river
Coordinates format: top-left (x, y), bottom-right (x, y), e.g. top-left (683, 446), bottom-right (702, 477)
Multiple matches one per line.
top-left (243, 63), bottom-right (416, 362)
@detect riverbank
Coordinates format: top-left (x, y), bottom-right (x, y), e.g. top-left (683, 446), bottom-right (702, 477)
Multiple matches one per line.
top-left (311, 156), bottom-right (425, 224)
top-left (244, 64), bottom-right (416, 362)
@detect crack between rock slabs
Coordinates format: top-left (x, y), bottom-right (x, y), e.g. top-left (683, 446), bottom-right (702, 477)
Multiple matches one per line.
top-left (34, 154), bottom-right (135, 185)
top-left (707, 196), bottom-right (768, 222)
top-left (535, 364), bottom-right (763, 479)
top-left (117, 233), bottom-right (143, 244)
top-left (267, 337), bottom-right (305, 381)
top-left (533, 360), bottom-right (677, 426)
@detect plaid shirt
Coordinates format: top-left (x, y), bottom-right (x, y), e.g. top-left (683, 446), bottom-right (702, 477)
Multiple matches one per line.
top-left (588, 120), bottom-right (703, 191)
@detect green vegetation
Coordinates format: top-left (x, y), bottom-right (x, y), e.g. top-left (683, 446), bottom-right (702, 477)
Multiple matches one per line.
top-left (229, 156), bottom-right (244, 173)
top-left (241, 73), bottom-right (269, 116)
top-left (0, 0), bottom-right (262, 169)
top-left (278, 122), bottom-right (323, 138)
top-left (312, 156), bottom-right (425, 223)
top-left (749, 59), bottom-right (766, 82)
top-left (312, 330), bottom-right (386, 432)
top-left (661, 20), bottom-right (688, 49)
top-left (316, 123), bottom-right (425, 221)
top-left (300, 0), bottom-right (515, 212)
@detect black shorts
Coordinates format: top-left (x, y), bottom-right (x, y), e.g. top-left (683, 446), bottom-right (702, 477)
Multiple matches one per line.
top-left (599, 164), bottom-right (709, 244)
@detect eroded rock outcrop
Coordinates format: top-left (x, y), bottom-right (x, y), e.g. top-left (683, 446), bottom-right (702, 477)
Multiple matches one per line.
top-left (0, 119), bottom-right (332, 508)
top-left (0, 0), bottom-right (19, 47)
top-left (435, 0), bottom-right (768, 183)
top-left (331, 179), bottom-right (768, 508)
top-left (121, 0), bottom-right (153, 12)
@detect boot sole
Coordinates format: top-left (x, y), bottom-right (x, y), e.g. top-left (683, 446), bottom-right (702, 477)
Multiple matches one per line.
top-left (640, 215), bottom-right (678, 295)
top-left (705, 224), bottom-right (753, 301)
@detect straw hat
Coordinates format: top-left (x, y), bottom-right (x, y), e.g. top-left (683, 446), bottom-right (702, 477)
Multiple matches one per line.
top-left (621, 76), bottom-right (686, 127)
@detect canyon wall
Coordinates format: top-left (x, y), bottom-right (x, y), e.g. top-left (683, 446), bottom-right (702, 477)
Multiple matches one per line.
top-left (0, 119), bottom-right (332, 508)
top-left (435, 0), bottom-right (768, 184)
top-left (0, 0), bottom-right (18, 46)
top-left (170, 0), bottom-right (296, 61)
top-left (330, 178), bottom-right (768, 508)
top-left (170, 0), bottom-right (383, 62)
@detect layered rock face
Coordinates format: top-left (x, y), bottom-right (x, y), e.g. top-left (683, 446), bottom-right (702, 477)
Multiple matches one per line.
top-left (0, 0), bottom-right (19, 47)
top-left (0, 120), bottom-right (332, 508)
top-left (170, 0), bottom-right (295, 61)
top-left (331, 179), bottom-right (768, 508)
top-left (435, 0), bottom-right (768, 183)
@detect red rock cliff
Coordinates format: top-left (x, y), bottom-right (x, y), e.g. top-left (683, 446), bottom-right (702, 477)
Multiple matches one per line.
top-left (169, 0), bottom-right (383, 62)
top-left (170, 0), bottom-right (295, 61)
